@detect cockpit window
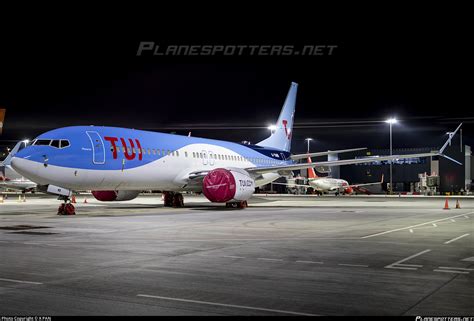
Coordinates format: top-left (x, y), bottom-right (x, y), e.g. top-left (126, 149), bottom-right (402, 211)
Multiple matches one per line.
top-left (60, 140), bottom-right (70, 148)
top-left (34, 139), bottom-right (52, 146)
top-left (32, 139), bottom-right (70, 149)
top-left (50, 140), bottom-right (61, 148)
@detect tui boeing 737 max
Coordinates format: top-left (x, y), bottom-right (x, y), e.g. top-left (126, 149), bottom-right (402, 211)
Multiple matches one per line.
top-left (10, 82), bottom-right (462, 214)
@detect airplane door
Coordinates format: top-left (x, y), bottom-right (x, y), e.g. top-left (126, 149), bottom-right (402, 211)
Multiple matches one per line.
top-left (86, 131), bottom-right (105, 164)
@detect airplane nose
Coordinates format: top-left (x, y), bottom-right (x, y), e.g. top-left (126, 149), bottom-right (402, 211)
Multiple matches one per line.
top-left (11, 156), bottom-right (41, 182)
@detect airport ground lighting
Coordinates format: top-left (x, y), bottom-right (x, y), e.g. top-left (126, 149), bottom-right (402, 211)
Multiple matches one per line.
top-left (385, 118), bottom-right (398, 194)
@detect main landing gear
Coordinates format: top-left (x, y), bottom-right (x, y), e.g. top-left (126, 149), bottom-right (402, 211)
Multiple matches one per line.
top-left (163, 191), bottom-right (184, 208)
top-left (225, 201), bottom-right (248, 209)
top-left (57, 196), bottom-right (75, 215)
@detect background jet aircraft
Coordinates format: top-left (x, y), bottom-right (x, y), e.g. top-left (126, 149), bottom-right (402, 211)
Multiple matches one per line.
top-left (275, 156), bottom-right (384, 195)
top-left (1, 140), bottom-right (37, 192)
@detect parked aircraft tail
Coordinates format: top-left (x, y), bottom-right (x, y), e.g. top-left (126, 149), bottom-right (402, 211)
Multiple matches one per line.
top-left (307, 156), bottom-right (319, 179)
top-left (257, 82), bottom-right (298, 152)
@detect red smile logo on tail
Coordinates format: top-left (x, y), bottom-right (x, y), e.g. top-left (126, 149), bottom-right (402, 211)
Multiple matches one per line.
top-left (282, 119), bottom-right (292, 140)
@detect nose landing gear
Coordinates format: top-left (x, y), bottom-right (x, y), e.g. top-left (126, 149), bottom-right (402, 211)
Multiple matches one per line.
top-left (57, 196), bottom-right (75, 215)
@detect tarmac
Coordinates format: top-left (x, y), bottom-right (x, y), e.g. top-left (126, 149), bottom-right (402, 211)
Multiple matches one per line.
top-left (0, 193), bottom-right (473, 315)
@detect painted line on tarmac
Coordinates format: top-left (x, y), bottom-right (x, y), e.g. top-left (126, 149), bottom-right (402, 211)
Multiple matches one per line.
top-left (137, 294), bottom-right (319, 316)
top-left (433, 269), bottom-right (469, 274)
top-left (0, 277), bottom-right (43, 285)
top-left (338, 263), bottom-right (369, 268)
top-left (385, 249), bottom-right (431, 270)
top-left (444, 233), bottom-right (470, 244)
top-left (296, 260), bottom-right (324, 264)
top-left (361, 212), bottom-right (473, 239)
top-left (437, 266), bottom-right (474, 271)
top-left (257, 258), bottom-right (284, 262)
top-left (222, 255), bottom-right (245, 259)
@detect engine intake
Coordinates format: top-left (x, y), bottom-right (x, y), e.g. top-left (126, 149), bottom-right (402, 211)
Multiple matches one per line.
top-left (91, 190), bottom-right (140, 201)
top-left (202, 168), bottom-right (255, 203)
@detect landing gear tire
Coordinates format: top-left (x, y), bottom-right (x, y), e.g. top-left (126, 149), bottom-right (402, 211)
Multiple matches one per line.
top-left (172, 193), bottom-right (184, 208)
top-left (163, 192), bottom-right (173, 207)
top-left (58, 202), bottom-right (75, 215)
top-left (225, 201), bottom-right (248, 209)
top-left (163, 192), bottom-right (185, 208)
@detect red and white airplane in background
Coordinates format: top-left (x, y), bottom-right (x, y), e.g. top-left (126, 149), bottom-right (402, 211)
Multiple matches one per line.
top-left (276, 156), bottom-right (384, 195)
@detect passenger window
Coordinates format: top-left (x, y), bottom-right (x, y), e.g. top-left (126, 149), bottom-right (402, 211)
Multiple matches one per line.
top-left (185, 151), bottom-right (188, 157)
top-left (176, 151), bottom-right (180, 157)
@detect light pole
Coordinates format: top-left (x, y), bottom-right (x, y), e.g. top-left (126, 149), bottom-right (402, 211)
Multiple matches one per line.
top-left (305, 138), bottom-right (313, 153)
top-left (385, 118), bottom-right (398, 194)
top-left (267, 125), bottom-right (277, 193)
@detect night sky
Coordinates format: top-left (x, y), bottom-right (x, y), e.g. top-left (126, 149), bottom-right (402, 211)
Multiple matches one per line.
top-left (0, 23), bottom-right (471, 156)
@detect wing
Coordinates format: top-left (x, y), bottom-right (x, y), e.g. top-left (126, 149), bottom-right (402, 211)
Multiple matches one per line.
top-left (246, 152), bottom-right (440, 175)
top-left (350, 174), bottom-right (384, 188)
top-left (249, 122), bottom-right (462, 175)
top-left (290, 147), bottom-right (367, 160)
top-left (271, 182), bottom-right (311, 188)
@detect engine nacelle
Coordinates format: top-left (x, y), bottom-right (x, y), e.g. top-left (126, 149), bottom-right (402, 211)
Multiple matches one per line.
top-left (344, 186), bottom-right (353, 194)
top-left (202, 168), bottom-right (255, 203)
top-left (91, 190), bottom-right (140, 201)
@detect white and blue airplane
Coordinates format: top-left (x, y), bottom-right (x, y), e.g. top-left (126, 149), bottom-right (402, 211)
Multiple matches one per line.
top-left (10, 82), bottom-right (462, 214)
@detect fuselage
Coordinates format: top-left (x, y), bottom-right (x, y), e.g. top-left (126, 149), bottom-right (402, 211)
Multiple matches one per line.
top-left (309, 177), bottom-right (352, 194)
top-left (11, 126), bottom-right (293, 192)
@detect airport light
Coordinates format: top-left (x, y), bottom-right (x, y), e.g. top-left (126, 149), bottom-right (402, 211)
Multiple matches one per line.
top-left (268, 125), bottom-right (277, 133)
top-left (305, 138), bottom-right (313, 153)
top-left (385, 118), bottom-right (398, 194)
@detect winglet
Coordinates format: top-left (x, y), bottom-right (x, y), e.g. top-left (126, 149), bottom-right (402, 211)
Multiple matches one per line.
top-left (438, 123), bottom-right (463, 165)
top-left (439, 123), bottom-right (462, 154)
top-left (380, 174), bottom-right (384, 184)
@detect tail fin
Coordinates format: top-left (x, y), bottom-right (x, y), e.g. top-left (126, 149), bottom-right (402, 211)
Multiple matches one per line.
top-left (257, 82), bottom-right (298, 152)
top-left (307, 156), bottom-right (319, 179)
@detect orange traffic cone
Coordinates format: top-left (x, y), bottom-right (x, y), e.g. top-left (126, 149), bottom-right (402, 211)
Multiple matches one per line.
top-left (443, 198), bottom-right (450, 210)
top-left (455, 200), bottom-right (461, 209)
top-left (71, 195), bottom-right (76, 203)
top-left (84, 197), bottom-right (88, 204)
